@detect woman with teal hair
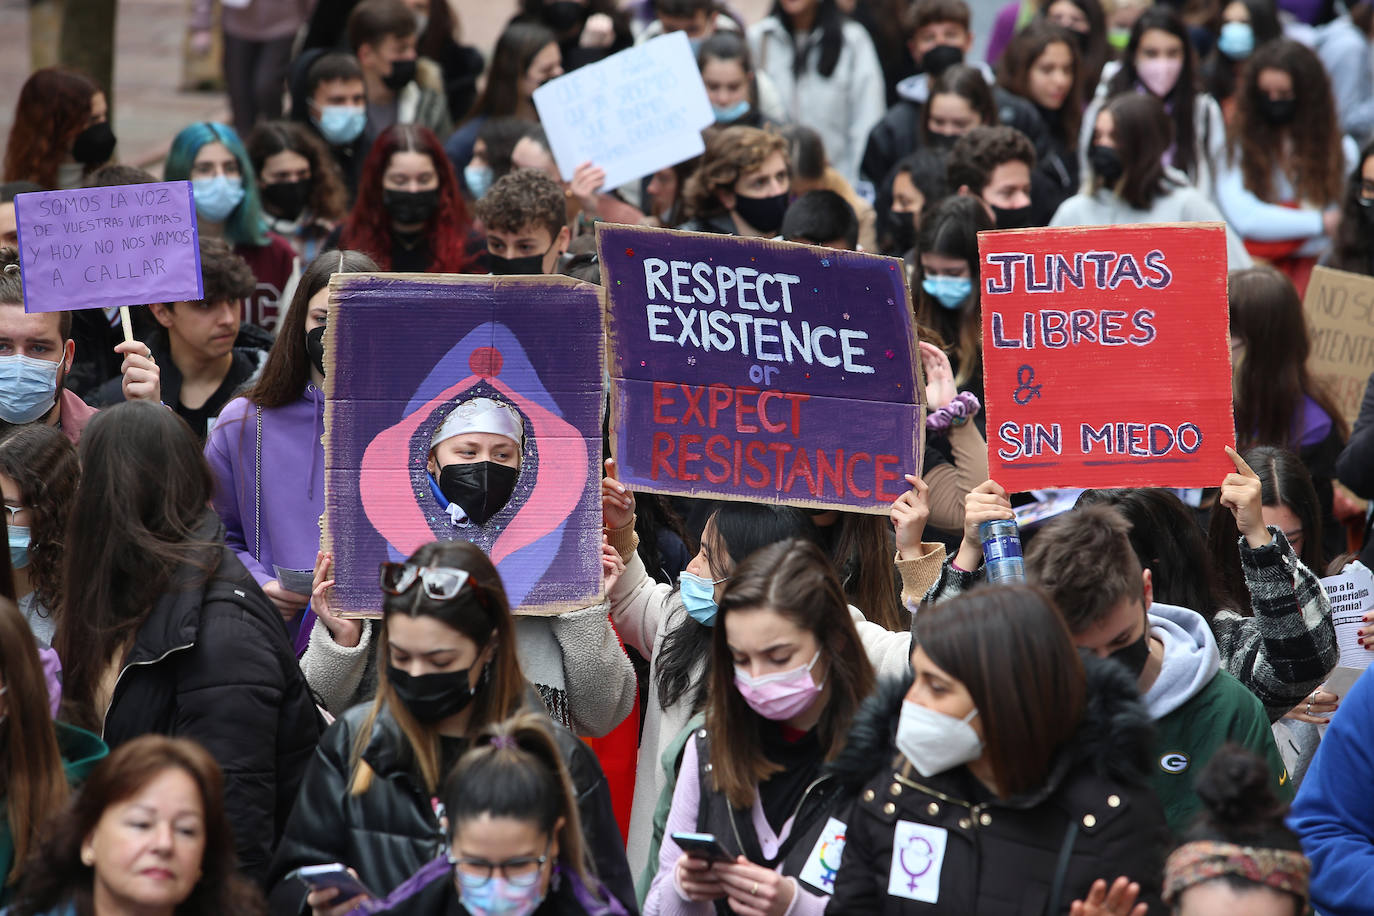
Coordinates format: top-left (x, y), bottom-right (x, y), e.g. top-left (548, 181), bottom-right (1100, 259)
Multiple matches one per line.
top-left (164, 121), bottom-right (297, 331)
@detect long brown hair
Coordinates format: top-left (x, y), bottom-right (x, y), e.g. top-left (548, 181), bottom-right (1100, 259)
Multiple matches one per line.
top-left (245, 120), bottom-right (349, 224)
top-left (54, 402), bottom-right (218, 732)
top-left (682, 126), bottom-right (788, 221)
top-left (350, 540), bottom-right (526, 796)
top-left (10, 735), bottom-right (264, 916)
top-left (830, 513), bottom-right (903, 632)
top-left (2, 68), bottom-right (100, 189)
top-left (1100, 93), bottom-right (1177, 210)
top-left (706, 539), bottom-right (876, 809)
top-left (1229, 39), bottom-right (1345, 208)
top-left (0, 598), bottom-right (68, 891)
top-left (0, 424), bottom-right (78, 616)
top-left (1230, 265), bottom-right (1349, 450)
top-left (915, 195), bottom-right (992, 388)
top-left (997, 21), bottom-right (1084, 143)
top-left (916, 585), bottom-right (1086, 797)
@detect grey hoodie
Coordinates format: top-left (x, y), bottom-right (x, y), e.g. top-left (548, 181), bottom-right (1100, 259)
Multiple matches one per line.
top-left (1141, 602), bottom-right (1222, 720)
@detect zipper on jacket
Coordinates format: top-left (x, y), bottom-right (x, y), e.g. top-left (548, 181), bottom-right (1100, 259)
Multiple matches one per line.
top-left (101, 642), bottom-right (195, 741)
top-left (727, 774), bottom-right (830, 862)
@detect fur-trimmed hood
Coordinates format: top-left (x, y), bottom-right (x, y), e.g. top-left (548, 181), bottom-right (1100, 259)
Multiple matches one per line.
top-left (827, 653), bottom-right (1155, 795)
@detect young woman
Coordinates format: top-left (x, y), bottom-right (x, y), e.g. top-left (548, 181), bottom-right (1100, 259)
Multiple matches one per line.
top-left (1326, 138), bottom-right (1374, 276)
top-left (163, 121), bottom-right (297, 330)
top-left (1082, 6), bottom-right (1226, 200)
top-left (645, 539), bottom-right (878, 915)
top-left (747, 0), bottom-right (886, 184)
top-left (442, 714), bottom-right (627, 915)
top-left (444, 21), bottom-right (561, 187)
top-left (246, 121), bottom-right (350, 262)
top-left (1052, 93), bottom-right (1252, 269)
top-left (923, 64), bottom-right (998, 153)
top-left (1042, 0), bottom-right (1109, 92)
top-left (0, 426), bottom-right (76, 648)
top-left (1228, 266), bottom-right (1348, 557)
top-left (1165, 746), bottom-right (1310, 916)
top-left (877, 150), bottom-right (947, 257)
top-left (1202, 0), bottom-right (1282, 120)
top-left (1077, 473), bottom-right (1336, 723)
top-left (3, 68), bottom-right (114, 190)
top-left (697, 31), bottom-right (783, 129)
top-left (827, 586), bottom-right (1167, 913)
top-left (52, 401), bottom-right (322, 882)
top-left (268, 539), bottom-right (635, 915)
top-left (1217, 39), bottom-right (1355, 291)
top-left (0, 599), bottom-right (107, 908)
top-left (338, 123), bottom-right (477, 273)
top-left (205, 249), bottom-right (378, 670)
top-left (997, 22), bottom-right (1084, 224)
top-left (678, 126), bottom-right (791, 237)
top-left (914, 195), bottom-right (993, 403)
top-left (9, 735), bottom-right (262, 916)
top-left (515, 0), bottom-right (632, 72)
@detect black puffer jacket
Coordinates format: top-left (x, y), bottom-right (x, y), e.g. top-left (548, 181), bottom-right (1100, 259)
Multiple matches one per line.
top-left (824, 656), bottom-right (1168, 915)
top-left (101, 519), bottom-right (323, 883)
top-left (266, 703), bottom-right (637, 916)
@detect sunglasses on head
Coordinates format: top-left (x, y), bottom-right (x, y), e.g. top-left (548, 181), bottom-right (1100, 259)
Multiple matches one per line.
top-left (379, 562), bottom-right (476, 600)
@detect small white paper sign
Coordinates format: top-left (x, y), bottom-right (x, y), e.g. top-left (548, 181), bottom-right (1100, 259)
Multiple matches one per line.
top-left (1320, 561), bottom-right (1374, 672)
top-left (798, 817), bottom-right (847, 894)
top-left (887, 821), bottom-right (948, 903)
top-left (532, 30), bottom-right (713, 192)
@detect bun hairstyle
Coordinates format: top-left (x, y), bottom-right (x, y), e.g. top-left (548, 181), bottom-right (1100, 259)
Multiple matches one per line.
top-left (1163, 744), bottom-right (1307, 912)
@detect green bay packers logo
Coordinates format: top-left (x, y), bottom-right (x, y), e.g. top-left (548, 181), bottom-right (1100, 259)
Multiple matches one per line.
top-left (1159, 752), bottom-right (1190, 773)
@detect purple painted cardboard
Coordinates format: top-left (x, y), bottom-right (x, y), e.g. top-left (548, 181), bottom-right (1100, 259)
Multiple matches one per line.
top-left (597, 224), bottom-right (923, 513)
top-left (15, 181), bottom-right (203, 313)
top-left (322, 273), bottom-right (605, 617)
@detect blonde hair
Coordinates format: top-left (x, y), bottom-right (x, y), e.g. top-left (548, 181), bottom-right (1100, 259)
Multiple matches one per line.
top-left (682, 126), bottom-right (788, 220)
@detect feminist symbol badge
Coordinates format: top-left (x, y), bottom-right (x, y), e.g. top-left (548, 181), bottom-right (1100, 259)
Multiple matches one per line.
top-left (887, 821), bottom-right (949, 903)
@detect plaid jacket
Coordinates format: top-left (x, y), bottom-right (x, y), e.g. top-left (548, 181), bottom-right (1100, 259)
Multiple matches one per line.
top-left (916, 528), bottom-right (1336, 722)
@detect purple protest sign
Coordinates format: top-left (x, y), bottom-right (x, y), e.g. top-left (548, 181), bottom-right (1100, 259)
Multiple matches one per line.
top-left (597, 225), bottom-right (923, 513)
top-left (323, 273), bottom-right (605, 617)
top-left (15, 181), bottom-right (202, 314)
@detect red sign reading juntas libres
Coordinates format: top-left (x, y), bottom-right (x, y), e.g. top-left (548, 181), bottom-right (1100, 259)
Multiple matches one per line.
top-left (979, 222), bottom-right (1235, 492)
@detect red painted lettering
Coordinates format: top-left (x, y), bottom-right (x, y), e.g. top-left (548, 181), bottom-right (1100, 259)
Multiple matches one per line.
top-left (651, 432), bottom-right (675, 480)
top-left (846, 452), bottom-right (872, 498)
top-left (652, 381), bottom-right (676, 424)
top-left (677, 434), bottom-right (703, 481)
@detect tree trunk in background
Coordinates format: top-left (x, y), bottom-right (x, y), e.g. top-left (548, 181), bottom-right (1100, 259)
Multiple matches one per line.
top-left (58, 0), bottom-right (117, 110)
top-left (29, 0), bottom-right (65, 70)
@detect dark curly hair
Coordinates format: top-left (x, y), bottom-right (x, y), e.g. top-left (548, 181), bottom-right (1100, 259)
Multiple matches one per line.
top-left (3, 68), bottom-right (101, 189)
top-left (474, 167), bottom-right (567, 236)
top-left (10, 735), bottom-right (265, 916)
top-left (0, 425), bottom-right (78, 616)
top-left (196, 236), bottom-right (257, 306)
top-left (245, 120), bottom-right (349, 224)
top-left (946, 125), bottom-right (1036, 197)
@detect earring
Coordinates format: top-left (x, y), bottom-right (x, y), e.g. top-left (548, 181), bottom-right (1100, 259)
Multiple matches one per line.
top-left (81, 849), bottom-right (94, 867)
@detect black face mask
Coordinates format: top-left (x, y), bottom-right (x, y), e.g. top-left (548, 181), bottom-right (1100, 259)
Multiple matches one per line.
top-left (305, 325), bottom-right (326, 377)
top-left (1260, 97), bottom-right (1297, 126)
top-left (991, 202), bottom-right (1035, 230)
top-left (383, 188), bottom-right (440, 225)
top-left (388, 665), bottom-right (477, 723)
top-left (1089, 144), bottom-right (1124, 185)
top-left (262, 179), bottom-right (312, 220)
top-left (732, 190), bottom-right (789, 235)
top-left (438, 461), bottom-right (519, 526)
top-left (72, 121), bottom-right (116, 167)
top-left (1109, 628), bottom-right (1151, 679)
top-left (383, 58), bottom-right (418, 92)
top-left (1073, 28), bottom-right (1092, 52)
top-left (926, 132), bottom-right (959, 152)
top-left (489, 242), bottom-right (555, 276)
top-left (919, 43), bottom-right (964, 77)
top-left (886, 208), bottom-right (917, 253)
top-left (1360, 197), bottom-right (1374, 224)
top-left (544, 0), bottom-right (587, 32)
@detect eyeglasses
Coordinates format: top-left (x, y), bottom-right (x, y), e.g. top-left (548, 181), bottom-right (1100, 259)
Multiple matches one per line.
top-left (449, 841), bottom-right (550, 888)
top-left (379, 563), bottom-right (474, 600)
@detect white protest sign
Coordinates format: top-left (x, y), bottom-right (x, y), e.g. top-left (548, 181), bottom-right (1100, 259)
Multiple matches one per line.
top-left (1320, 561), bottom-right (1374, 674)
top-left (532, 30), bottom-right (713, 192)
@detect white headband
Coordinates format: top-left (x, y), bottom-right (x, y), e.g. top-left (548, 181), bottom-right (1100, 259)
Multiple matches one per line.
top-left (431, 397), bottom-right (525, 450)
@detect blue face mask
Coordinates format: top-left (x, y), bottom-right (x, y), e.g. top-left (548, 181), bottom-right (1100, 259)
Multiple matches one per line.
top-left (713, 99), bottom-right (751, 124)
top-left (315, 105), bottom-right (367, 146)
top-left (923, 274), bottom-right (972, 310)
top-left (0, 354), bottom-right (61, 424)
top-left (464, 164), bottom-right (494, 200)
top-left (191, 175), bottom-right (245, 223)
top-left (456, 874), bottom-right (547, 916)
top-left (9, 525), bottom-right (29, 570)
top-left (1217, 21), bottom-right (1255, 59)
top-left (679, 570), bottom-right (723, 625)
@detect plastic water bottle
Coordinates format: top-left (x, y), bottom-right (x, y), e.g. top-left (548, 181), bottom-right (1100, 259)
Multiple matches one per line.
top-left (980, 519), bottom-right (1025, 584)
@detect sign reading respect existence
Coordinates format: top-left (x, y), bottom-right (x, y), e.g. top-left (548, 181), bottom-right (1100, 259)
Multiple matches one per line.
top-left (979, 223), bottom-right (1235, 491)
top-left (532, 30), bottom-right (712, 192)
top-left (1302, 265), bottom-right (1374, 430)
top-left (597, 224), bottom-right (924, 514)
top-left (15, 181), bottom-right (202, 313)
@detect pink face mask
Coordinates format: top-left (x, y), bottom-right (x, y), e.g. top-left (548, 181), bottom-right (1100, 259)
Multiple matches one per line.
top-left (1136, 56), bottom-right (1182, 98)
top-left (734, 650), bottom-right (825, 721)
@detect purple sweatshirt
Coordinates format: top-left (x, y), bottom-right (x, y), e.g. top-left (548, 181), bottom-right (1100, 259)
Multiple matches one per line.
top-left (205, 388), bottom-right (325, 594)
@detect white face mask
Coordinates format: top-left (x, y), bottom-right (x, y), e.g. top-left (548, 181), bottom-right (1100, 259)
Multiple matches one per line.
top-left (895, 699), bottom-right (983, 778)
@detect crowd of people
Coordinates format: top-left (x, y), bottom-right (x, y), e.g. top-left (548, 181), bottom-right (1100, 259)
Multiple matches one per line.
top-left (4, 0), bottom-right (1374, 913)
